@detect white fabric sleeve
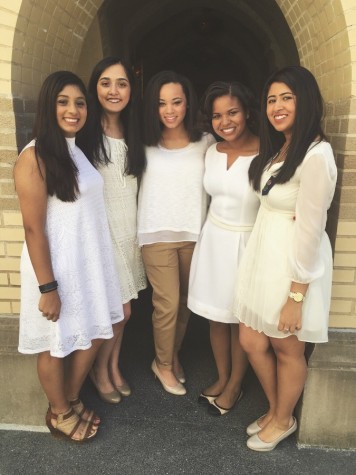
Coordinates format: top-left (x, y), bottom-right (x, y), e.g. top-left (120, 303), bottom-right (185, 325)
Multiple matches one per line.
top-left (290, 146), bottom-right (337, 283)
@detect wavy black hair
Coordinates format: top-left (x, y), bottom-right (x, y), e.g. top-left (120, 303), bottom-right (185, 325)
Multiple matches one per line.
top-left (249, 65), bottom-right (326, 191)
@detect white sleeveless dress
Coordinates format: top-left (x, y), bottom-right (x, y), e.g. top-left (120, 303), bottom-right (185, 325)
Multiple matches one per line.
top-left (98, 136), bottom-right (147, 303)
top-left (18, 138), bottom-right (124, 357)
top-left (188, 144), bottom-right (259, 323)
top-left (233, 142), bottom-right (337, 342)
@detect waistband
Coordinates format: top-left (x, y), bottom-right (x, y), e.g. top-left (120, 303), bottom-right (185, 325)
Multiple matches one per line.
top-left (260, 202), bottom-right (295, 217)
top-left (208, 211), bottom-right (254, 232)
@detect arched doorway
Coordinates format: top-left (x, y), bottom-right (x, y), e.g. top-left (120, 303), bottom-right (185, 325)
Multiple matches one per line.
top-left (98, 0), bottom-right (299, 98)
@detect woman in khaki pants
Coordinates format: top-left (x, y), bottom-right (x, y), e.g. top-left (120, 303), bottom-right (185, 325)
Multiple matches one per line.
top-left (138, 70), bottom-right (214, 395)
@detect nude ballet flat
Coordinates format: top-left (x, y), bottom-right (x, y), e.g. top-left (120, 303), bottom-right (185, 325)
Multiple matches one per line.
top-left (89, 369), bottom-right (121, 404)
top-left (115, 381), bottom-right (131, 397)
top-left (151, 360), bottom-right (186, 396)
top-left (247, 417), bottom-right (297, 452)
top-left (246, 414), bottom-right (266, 436)
top-left (175, 369), bottom-right (186, 384)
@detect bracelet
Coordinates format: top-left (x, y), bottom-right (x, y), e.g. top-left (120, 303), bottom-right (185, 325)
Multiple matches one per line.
top-left (39, 280), bottom-right (58, 294)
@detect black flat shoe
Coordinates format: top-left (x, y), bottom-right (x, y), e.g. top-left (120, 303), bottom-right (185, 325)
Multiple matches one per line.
top-left (207, 390), bottom-right (243, 416)
top-left (197, 392), bottom-right (221, 405)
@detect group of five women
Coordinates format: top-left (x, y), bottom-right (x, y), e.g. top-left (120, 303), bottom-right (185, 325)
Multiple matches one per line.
top-left (14, 57), bottom-right (337, 450)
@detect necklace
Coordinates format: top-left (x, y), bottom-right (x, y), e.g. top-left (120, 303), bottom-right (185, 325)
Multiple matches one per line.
top-left (270, 144), bottom-right (289, 166)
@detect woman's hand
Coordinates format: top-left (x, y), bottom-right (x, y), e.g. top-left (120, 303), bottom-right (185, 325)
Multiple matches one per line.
top-left (278, 298), bottom-right (302, 334)
top-left (38, 291), bottom-right (61, 322)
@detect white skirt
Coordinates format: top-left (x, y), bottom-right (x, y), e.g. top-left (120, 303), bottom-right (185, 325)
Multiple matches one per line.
top-left (188, 214), bottom-right (252, 324)
top-left (233, 206), bottom-right (333, 343)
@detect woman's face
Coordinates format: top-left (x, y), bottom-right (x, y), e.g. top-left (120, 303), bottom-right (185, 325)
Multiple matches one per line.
top-left (211, 95), bottom-right (248, 142)
top-left (266, 81), bottom-right (296, 139)
top-left (96, 63), bottom-right (131, 114)
top-left (56, 84), bottom-right (87, 137)
top-left (158, 82), bottom-right (187, 130)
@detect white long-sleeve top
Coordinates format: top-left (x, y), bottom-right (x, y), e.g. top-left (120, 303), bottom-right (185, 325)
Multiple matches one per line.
top-left (137, 133), bottom-right (215, 245)
top-left (260, 141), bottom-right (337, 284)
top-left (289, 141), bottom-right (337, 283)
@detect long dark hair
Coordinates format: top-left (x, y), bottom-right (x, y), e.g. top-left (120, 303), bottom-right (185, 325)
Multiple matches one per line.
top-left (142, 70), bottom-right (202, 146)
top-left (249, 65), bottom-right (326, 191)
top-left (201, 81), bottom-right (260, 137)
top-left (78, 56), bottom-right (145, 176)
top-left (33, 70), bottom-right (88, 202)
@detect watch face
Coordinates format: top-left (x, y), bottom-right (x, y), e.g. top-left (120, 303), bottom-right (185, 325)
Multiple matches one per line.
top-left (290, 292), bottom-right (304, 302)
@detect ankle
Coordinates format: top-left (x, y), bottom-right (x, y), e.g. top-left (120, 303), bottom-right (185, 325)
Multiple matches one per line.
top-left (50, 403), bottom-right (71, 416)
top-left (157, 364), bottom-right (173, 375)
top-left (204, 380), bottom-right (227, 394)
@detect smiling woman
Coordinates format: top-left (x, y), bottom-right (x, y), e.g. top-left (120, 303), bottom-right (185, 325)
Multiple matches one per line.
top-left (56, 86), bottom-right (87, 138)
top-left (138, 70), bottom-right (215, 395)
top-left (96, 64), bottom-right (131, 116)
top-left (14, 70), bottom-right (124, 442)
top-left (233, 66), bottom-right (337, 451)
top-left (187, 81), bottom-right (260, 417)
top-left (266, 84), bottom-right (296, 139)
top-left (77, 57), bottom-right (147, 403)
top-left (158, 82), bottom-right (187, 131)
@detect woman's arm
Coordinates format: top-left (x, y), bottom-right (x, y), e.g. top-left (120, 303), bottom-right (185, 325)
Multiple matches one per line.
top-left (290, 145), bottom-right (337, 283)
top-left (14, 147), bottom-right (61, 321)
top-left (278, 145), bottom-right (337, 333)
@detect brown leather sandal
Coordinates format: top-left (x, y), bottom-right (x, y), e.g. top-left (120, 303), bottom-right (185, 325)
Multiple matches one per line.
top-left (70, 399), bottom-right (101, 426)
top-left (45, 406), bottom-right (97, 442)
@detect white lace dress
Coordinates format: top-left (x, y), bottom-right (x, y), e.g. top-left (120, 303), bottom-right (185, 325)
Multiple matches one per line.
top-left (18, 138), bottom-right (124, 357)
top-left (188, 145), bottom-right (259, 323)
top-left (98, 136), bottom-right (147, 303)
top-left (233, 142), bottom-right (337, 343)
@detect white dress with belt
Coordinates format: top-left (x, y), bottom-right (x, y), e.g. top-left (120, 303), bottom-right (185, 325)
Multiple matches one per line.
top-left (188, 144), bottom-right (259, 324)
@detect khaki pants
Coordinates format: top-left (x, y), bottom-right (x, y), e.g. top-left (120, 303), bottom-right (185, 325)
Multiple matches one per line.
top-left (142, 241), bottom-right (195, 369)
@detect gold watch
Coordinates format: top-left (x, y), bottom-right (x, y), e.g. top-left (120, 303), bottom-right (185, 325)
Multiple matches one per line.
top-left (288, 291), bottom-right (305, 303)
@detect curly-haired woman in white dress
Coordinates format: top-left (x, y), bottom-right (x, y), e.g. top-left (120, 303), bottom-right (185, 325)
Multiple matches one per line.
top-left (234, 66), bottom-right (337, 451)
top-left (188, 81), bottom-right (260, 416)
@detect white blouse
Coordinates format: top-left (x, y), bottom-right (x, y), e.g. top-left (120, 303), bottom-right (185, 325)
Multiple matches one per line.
top-left (137, 133), bottom-right (215, 245)
top-left (260, 141), bottom-right (337, 284)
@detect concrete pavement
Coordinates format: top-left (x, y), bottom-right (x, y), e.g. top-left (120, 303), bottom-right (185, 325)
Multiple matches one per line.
top-left (1, 290), bottom-right (355, 475)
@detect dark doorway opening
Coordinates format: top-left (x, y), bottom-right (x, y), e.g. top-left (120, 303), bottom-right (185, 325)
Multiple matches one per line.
top-left (100, 1), bottom-right (299, 100)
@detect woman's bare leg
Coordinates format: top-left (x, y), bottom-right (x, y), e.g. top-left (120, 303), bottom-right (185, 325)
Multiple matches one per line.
top-left (239, 324), bottom-right (277, 426)
top-left (91, 325), bottom-right (122, 393)
top-left (214, 324), bottom-right (248, 408)
top-left (37, 351), bottom-right (68, 414)
top-left (203, 321), bottom-right (231, 396)
top-left (257, 336), bottom-right (306, 441)
top-left (66, 339), bottom-right (104, 399)
top-left (109, 302), bottom-right (131, 388)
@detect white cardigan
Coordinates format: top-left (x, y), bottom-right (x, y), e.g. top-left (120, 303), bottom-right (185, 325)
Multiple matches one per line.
top-left (137, 133), bottom-right (215, 245)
